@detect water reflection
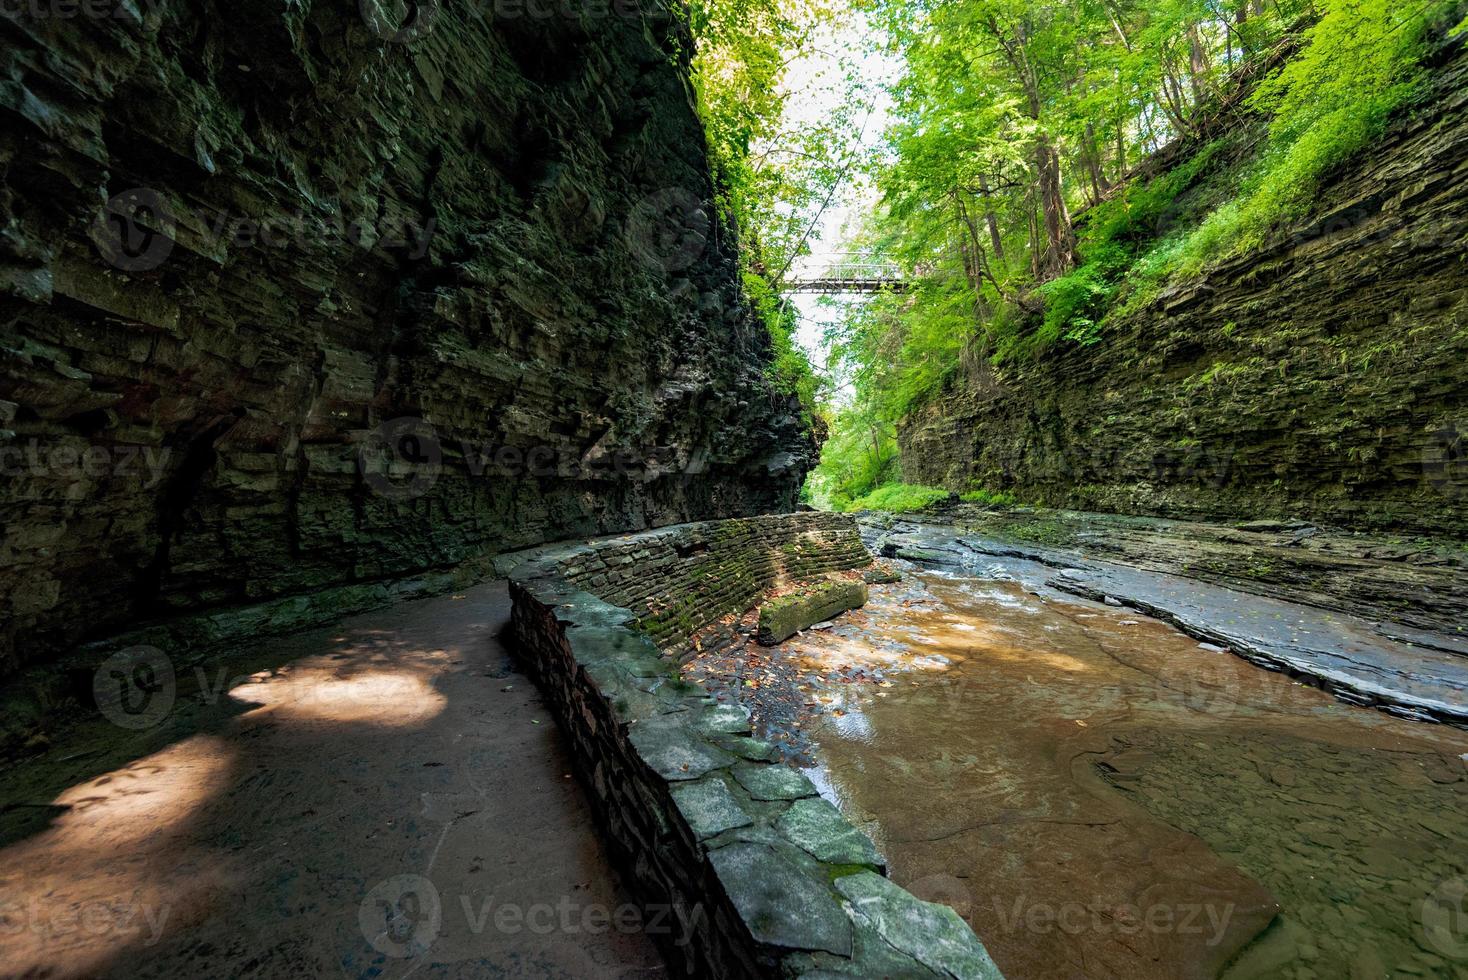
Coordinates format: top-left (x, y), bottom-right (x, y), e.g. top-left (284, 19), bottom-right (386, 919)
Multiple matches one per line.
top-left (730, 570), bottom-right (1468, 979)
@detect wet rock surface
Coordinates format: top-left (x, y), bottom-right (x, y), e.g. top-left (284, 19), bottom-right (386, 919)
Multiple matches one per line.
top-left (865, 513), bottom-right (1468, 725)
top-left (712, 560), bottom-right (1468, 979)
top-left (875, 503), bottom-right (1468, 637)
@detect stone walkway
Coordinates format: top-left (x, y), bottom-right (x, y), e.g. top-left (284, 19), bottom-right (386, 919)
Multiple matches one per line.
top-left (0, 583), bottom-right (664, 979)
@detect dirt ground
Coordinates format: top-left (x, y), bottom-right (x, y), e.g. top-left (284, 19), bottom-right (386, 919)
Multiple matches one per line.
top-left (0, 582), bottom-right (664, 979)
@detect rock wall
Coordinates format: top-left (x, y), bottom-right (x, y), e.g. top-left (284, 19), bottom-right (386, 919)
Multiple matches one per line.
top-left (508, 513), bottom-right (1002, 979)
top-left (900, 41), bottom-right (1468, 538)
top-left (0, 0), bottom-right (818, 675)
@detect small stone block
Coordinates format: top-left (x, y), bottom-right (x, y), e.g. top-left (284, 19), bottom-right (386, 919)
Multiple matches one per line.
top-left (835, 872), bottom-right (1003, 980)
top-left (776, 797), bottom-right (884, 869)
top-left (695, 701), bottom-right (754, 735)
top-left (707, 843), bottom-right (853, 956)
top-left (670, 777), bottom-right (753, 839)
top-left (628, 721), bottom-right (735, 781)
top-left (758, 581), bottom-right (868, 646)
top-left (733, 763), bottom-right (819, 801)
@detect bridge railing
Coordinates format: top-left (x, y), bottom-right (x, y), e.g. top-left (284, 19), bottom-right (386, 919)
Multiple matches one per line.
top-left (784, 261), bottom-right (909, 293)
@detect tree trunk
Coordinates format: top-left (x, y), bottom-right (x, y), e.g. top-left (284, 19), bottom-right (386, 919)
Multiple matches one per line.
top-left (976, 173), bottom-right (1005, 263)
top-left (1034, 132), bottom-right (1076, 277)
top-left (1084, 121), bottom-right (1110, 200)
top-left (1188, 25), bottom-right (1212, 107)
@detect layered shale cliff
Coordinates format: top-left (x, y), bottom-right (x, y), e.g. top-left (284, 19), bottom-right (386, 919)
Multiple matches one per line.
top-left (901, 41), bottom-right (1468, 538)
top-left (0, 1), bottom-right (817, 675)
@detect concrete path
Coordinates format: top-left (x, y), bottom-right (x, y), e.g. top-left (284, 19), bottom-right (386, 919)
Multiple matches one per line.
top-left (0, 583), bottom-right (664, 979)
top-left (869, 520), bottom-right (1468, 727)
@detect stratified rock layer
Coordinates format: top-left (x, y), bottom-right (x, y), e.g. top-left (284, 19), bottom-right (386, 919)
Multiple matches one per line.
top-left (900, 43), bottom-right (1468, 537)
top-left (0, 1), bottom-right (816, 674)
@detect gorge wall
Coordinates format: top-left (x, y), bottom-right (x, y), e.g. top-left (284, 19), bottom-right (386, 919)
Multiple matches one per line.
top-left (901, 41), bottom-right (1468, 538)
top-left (0, 0), bottom-right (816, 675)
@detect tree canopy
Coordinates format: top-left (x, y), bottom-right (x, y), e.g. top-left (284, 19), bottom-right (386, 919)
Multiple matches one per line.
top-left (804, 0), bottom-right (1461, 509)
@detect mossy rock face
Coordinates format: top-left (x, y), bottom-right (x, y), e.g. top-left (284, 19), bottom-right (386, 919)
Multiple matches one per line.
top-left (757, 581), bottom-right (868, 646)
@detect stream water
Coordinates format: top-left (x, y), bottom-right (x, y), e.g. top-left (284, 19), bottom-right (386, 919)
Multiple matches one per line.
top-left (688, 568), bottom-right (1468, 979)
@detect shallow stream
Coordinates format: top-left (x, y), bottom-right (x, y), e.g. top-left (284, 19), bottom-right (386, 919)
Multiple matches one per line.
top-left (690, 569), bottom-right (1468, 979)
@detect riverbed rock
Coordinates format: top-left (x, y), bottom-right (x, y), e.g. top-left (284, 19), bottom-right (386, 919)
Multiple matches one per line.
top-left (758, 581), bottom-right (869, 646)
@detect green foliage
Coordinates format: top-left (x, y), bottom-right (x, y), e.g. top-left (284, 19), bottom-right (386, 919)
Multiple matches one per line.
top-left (1166, 0), bottom-right (1442, 272)
top-left (815, 0), bottom-right (1448, 450)
top-left (844, 483), bottom-right (952, 512)
top-left (960, 487), bottom-right (1021, 506)
top-left (804, 400), bottom-right (901, 510)
top-left (685, 0), bottom-right (864, 415)
top-left (1036, 262), bottom-right (1114, 349)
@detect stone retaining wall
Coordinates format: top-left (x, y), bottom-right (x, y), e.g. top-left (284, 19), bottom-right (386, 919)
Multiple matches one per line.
top-left (509, 512), bottom-right (1002, 979)
top-left (548, 511), bottom-right (871, 648)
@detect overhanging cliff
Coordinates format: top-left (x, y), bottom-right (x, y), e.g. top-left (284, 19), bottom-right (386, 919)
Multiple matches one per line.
top-left (900, 42), bottom-right (1468, 537)
top-left (0, 1), bottom-right (817, 674)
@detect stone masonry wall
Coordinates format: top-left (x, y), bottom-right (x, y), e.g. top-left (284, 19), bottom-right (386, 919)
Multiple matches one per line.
top-left (553, 510), bottom-right (870, 647)
top-left (0, 0), bottom-right (817, 678)
top-left (900, 41), bottom-right (1468, 537)
top-left (508, 512), bottom-right (1002, 979)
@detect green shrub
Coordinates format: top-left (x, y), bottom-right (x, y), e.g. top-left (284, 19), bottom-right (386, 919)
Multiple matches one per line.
top-left (1036, 262), bottom-right (1115, 350)
top-left (844, 483), bottom-right (952, 513)
top-left (1169, 0), bottom-right (1437, 272)
top-left (960, 487), bottom-right (1020, 507)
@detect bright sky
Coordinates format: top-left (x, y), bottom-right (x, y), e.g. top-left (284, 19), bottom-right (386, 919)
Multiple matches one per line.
top-left (777, 11), bottom-right (901, 391)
